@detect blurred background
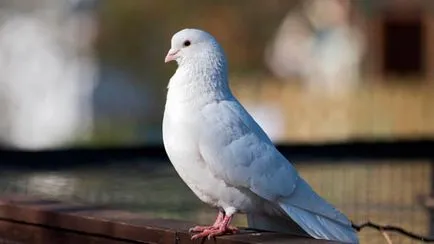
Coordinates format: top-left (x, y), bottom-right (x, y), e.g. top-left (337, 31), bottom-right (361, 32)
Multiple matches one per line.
top-left (0, 0), bottom-right (433, 243)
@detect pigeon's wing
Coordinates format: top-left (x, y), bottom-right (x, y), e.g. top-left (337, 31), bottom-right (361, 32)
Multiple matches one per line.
top-left (199, 98), bottom-right (298, 201)
top-left (199, 98), bottom-right (349, 224)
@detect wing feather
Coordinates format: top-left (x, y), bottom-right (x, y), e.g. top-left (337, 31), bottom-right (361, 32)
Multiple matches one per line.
top-left (198, 98), bottom-right (350, 225)
top-left (199, 99), bottom-right (298, 201)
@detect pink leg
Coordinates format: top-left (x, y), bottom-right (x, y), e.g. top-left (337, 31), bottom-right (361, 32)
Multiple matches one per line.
top-left (191, 214), bottom-right (239, 240)
top-left (189, 211), bottom-right (225, 232)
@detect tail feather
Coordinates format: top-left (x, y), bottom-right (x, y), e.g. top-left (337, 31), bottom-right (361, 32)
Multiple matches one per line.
top-left (247, 176), bottom-right (359, 243)
top-left (277, 203), bottom-right (359, 244)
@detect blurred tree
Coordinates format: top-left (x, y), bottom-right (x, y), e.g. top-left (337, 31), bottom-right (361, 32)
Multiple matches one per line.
top-left (95, 0), bottom-right (299, 83)
top-left (92, 0), bottom-right (299, 145)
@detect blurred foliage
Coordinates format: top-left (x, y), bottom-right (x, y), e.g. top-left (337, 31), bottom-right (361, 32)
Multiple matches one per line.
top-left (95, 0), bottom-right (300, 83)
top-left (90, 1), bottom-right (302, 146)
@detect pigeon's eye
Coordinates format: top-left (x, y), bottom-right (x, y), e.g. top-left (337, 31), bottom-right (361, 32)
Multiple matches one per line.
top-left (183, 40), bottom-right (191, 47)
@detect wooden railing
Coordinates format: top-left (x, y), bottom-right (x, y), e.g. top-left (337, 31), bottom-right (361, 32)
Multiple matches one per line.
top-left (0, 195), bottom-right (337, 244)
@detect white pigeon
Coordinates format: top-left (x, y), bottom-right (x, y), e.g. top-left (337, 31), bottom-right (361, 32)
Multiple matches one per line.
top-left (163, 28), bottom-right (359, 243)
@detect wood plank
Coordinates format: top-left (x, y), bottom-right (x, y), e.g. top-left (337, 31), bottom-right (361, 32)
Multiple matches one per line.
top-left (0, 195), bottom-right (338, 244)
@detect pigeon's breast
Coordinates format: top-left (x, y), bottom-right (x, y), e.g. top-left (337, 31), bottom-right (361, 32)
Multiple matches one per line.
top-left (163, 100), bottom-right (220, 206)
top-left (162, 99), bottom-right (260, 212)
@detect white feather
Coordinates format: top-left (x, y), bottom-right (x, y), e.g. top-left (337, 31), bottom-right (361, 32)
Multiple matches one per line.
top-left (163, 28), bottom-right (359, 243)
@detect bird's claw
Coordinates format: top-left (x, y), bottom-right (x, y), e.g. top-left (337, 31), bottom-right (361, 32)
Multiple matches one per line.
top-left (189, 225), bottom-right (217, 233)
top-left (190, 226), bottom-right (239, 240)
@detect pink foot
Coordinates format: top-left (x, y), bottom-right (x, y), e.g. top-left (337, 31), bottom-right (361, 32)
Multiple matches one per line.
top-left (189, 225), bottom-right (218, 232)
top-left (190, 214), bottom-right (238, 240)
top-left (189, 211), bottom-right (224, 233)
top-left (191, 225), bottom-right (238, 239)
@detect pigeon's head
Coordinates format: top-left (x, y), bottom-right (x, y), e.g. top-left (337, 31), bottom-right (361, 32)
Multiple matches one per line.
top-left (165, 28), bottom-right (225, 66)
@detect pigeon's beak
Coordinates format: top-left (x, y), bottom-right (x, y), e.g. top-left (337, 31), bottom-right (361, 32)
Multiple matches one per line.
top-left (165, 48), bottom-right (179, 63)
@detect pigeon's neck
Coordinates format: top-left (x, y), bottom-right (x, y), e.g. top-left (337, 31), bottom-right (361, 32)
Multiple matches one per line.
top-left (167, 54), bottom-right (233, 104)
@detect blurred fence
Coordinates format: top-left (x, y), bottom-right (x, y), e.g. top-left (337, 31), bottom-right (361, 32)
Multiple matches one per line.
top-left (299, 160), bottom-right (430, 244)
top-left (0, 140), bottom-right (433, 243)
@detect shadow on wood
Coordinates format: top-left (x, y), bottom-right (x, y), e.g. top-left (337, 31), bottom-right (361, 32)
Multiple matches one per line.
top-left (0, 195), bottom-right (340, 243)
